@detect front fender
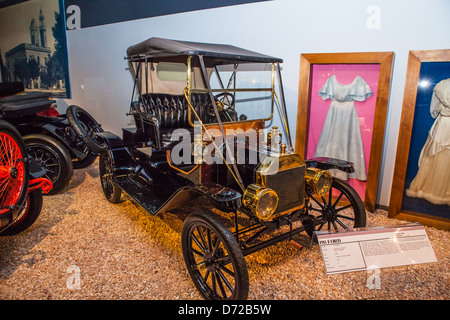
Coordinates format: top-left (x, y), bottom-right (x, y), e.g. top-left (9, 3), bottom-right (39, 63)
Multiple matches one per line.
top-left (157, 184), bottom-right (242, 214)
top-left (96, 131), bottom-right (134, 169)
top-left (305, 157), bottom-right (355, 173)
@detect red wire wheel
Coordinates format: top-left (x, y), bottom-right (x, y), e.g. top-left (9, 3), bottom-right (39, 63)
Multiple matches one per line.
top-left (0, 120), bottom-right (28, 217)
top-left (1, 188), bottom-right (43, 235)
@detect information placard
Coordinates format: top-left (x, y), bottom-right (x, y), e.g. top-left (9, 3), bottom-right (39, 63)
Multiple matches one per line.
top-left (316, 223), bottom-right (437, 274)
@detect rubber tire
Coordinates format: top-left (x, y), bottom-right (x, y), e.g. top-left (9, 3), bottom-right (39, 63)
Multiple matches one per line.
top-left (99, 151), bottom-right (121, 203)
top-left (24, 134), bottom-right (73, 195)
top-left (304, 178), bottom-right (366, 238)
top-left (181, 210), bottom-right (249, 300)
top-left (0, 120), bottom-right (29, 223)
top-left (66, 105), bottom-right (106, 154)
top-left (1, 188), bottom-right (43, 236)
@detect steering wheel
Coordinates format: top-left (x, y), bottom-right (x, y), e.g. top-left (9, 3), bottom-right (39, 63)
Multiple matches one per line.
top-left (67, 105), bottom-right (106, 154)
top-left (207, 92), bottom-right (237, 121)
top-left (215, 92), bottom-right (235, 108)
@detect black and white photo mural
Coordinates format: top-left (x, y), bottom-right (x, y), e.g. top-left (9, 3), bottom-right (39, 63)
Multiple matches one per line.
top-left (0, 0), bottom-right (70, 97)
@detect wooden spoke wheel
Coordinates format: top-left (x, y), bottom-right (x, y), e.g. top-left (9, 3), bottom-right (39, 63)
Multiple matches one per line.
top-left (304, 178), bottom-right (366, 237)
top-left (181, 210), bottom-right (249, 300)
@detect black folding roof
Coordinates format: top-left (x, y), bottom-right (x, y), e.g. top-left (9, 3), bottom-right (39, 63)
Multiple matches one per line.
top-left (126, 37), bottom-right (283, 63)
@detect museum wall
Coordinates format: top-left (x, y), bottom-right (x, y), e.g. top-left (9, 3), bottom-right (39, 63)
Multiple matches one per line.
top-left (60, 0), bottom-right (450, 208)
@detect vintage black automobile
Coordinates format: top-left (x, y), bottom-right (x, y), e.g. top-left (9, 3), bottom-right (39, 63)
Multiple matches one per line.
top-left (0, 83), bottom-right (104, 194)
top-left (91, 38), bottom-right (366, 300)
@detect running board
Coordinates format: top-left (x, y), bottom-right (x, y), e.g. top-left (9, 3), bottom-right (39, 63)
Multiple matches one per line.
top-left (115, 175), bottom-right (163, 215)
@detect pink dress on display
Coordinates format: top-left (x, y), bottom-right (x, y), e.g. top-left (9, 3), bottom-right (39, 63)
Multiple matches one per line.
top-left (314, 75), bottom-right (372, 181)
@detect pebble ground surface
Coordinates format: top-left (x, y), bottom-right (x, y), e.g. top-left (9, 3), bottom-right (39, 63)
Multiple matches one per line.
top-left (0, 161), bottom-right (448, 300)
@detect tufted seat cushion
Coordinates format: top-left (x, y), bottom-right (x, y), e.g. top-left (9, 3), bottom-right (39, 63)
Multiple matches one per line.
top-left (141, 93), bottom-right (211, 128)
top-left (132, 92), bottom-right (213, 149)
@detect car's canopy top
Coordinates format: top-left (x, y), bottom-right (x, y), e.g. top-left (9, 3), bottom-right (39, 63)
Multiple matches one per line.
top-left (126, 37), bottom-right (283, 64)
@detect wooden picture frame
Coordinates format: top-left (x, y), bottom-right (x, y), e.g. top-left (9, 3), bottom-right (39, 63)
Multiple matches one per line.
top-left (389, 49), bottom-right (450, 230)
top-left (295, 52), bottom-right (394, 213)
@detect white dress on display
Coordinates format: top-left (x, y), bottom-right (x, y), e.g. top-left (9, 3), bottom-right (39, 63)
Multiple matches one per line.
top-left (406, 78), bottom-right (450, 205)
top-left (314, 75), bottom-right (373, 180)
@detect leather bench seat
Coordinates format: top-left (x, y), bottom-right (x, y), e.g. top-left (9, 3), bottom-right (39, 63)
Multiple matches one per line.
top-left (132, 92), bottom-right (212, 149)
top-left (141, 92), bottom-right (211, 128)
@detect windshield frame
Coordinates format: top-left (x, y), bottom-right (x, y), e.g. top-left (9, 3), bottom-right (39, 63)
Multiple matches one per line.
top-left (128, 55), bottom-right (293, 151)
top-left (186, 56), bottom-right (275, 127)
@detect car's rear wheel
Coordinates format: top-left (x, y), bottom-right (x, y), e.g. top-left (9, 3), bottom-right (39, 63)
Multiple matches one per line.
top-left (182, 210), bottom-right (249, 300)
top-left (24, 134), bottom-right (73, 195)
top-left (304, 178), bottom-right (366, 237)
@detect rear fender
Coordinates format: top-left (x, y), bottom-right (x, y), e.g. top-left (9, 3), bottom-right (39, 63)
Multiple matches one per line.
top-left (12, 116), bottom-right (87, 159)
top-left (14, 116), bottom-right (71, 146)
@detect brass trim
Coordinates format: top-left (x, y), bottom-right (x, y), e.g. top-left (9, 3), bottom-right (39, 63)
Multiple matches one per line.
top-left (187, 56), bottom-right (194, 127)
top-left (271, 63), bottom-right (275, 121)
top-left (183, 87), bottom-right (246, 192)
top-left (191, 88), bottom-right (273, 93)
top-left (242, 184), bottom-right (279, 221)
top-left (166, 150), bottom-right (199, 175)
top-left (254, 153), bottom-right (306, 217)
top-left (186, 61), bottom-right (276, 127)
top-left (305, 167), bottom-right (332, 196)
top-left (273, 90), bottom-right (291, 149)
top-left (255, 153), bottom-right (306, 187)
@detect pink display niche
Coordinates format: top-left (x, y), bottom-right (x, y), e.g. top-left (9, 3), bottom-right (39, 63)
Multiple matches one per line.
top-left (306, 64), bottom-right (381, 200)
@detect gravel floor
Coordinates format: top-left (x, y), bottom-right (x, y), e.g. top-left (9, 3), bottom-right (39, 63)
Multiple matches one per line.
top-left (0, 160), bottom-right (448, 300)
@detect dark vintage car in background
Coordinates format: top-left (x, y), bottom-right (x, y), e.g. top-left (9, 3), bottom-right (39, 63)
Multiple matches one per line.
top-left (84, 38), bottom-right (366, 300)
top-left (0, 82), bottom-right (104, 194)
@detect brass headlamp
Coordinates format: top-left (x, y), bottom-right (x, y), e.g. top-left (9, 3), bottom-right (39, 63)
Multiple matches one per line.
top-left (305, 168), bottom-right (332, 196)
top-left (242, 184), bottom-right (278, 221)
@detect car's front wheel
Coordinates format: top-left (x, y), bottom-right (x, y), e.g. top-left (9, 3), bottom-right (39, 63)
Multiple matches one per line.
top-left (304, 177), bottom-right (366, 237)
top-left (99, 151), bottom-right (121, 203)
top-left (181, 210), bottom-right (249, 300)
